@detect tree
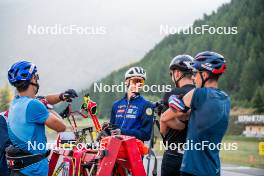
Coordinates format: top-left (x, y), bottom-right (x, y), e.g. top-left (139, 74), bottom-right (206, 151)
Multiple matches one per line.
top-left (0, 84), bottom-right (13, 111)
top-left (251, 85), bottom-right (264, 113)
top-left (239, 55), bottom-right (259, 100)
top-left (72, 0), bottom-right (264, 118)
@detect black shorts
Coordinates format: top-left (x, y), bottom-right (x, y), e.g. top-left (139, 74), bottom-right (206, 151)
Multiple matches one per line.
top-left (161, 151), bottom-right (183, 176)
top-left (181, 172), bottom-right (196, 176)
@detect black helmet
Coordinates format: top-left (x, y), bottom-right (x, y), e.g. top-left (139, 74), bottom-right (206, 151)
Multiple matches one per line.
top-left (169, 54), bottom-right (194, 72)
top-left (169, 54), bottom-right (194, 87)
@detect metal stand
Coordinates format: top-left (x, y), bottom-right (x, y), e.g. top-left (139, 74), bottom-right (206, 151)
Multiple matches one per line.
top-left (146, 114), bottom-right (160, 176)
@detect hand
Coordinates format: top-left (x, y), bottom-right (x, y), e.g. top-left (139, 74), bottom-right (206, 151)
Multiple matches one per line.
top-left (59, 89), bottom-right (78, 102)
top-left (59, 105), bottom-right (70, 119)
top-left (102, 122), bottom-right (110, 130)
top-left (111, 129), bottom-right (121, 135)
top-left (101, 122), bottom-right (118, 135)
top-left (154, 101), bottom-right (165, 116)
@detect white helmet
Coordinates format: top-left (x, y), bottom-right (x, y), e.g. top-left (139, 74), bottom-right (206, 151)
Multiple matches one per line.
top-left (125, 67), bottom-right (146, 80)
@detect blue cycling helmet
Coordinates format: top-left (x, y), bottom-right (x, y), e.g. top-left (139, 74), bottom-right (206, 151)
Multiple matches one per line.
top-left (8, 61), bottom-right (38, 85)
top-left (193, 51), bottom-right (226, 74)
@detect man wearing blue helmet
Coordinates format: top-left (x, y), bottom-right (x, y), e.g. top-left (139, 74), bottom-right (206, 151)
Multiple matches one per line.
top-left (161, 51), bottom-right (230, 176)
top-left (5, 61), bottom-right (78, 176)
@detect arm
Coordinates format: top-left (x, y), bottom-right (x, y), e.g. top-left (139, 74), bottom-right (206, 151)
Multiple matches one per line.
top-left (160, 109), bottom-right (186, 135)
top-left (166, 119), bottom-right (186, 129)
top-left (45, 111), bottom-right (66, 132)
top-left (45, 94), bottom-right (61, 105)
top-left (182, 89), bottom-right (195, 108)
top-left (159, 92), bottom-right (194, 135)
top-left (160, 108), bottom-right (187, 122)
top-left (26, 99), bottom-right (66, 132)
top-left (45, 89), bottom-right (78, 105)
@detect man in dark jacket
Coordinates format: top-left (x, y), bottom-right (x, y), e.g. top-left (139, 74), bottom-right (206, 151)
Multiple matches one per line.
top-left (159, 55), bottom-right (194, 176)
top-left (0, 111), bottom-right (11, 176)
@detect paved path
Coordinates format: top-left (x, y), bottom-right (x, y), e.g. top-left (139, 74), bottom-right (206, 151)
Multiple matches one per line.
top-left (51, 153), bottom-right (264, 175)
top-left (143, 156), bottom-right (264, 176)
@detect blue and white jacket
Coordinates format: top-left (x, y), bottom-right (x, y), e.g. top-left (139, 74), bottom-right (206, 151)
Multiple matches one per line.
top-left (110, 94), bottom-right (155, 141)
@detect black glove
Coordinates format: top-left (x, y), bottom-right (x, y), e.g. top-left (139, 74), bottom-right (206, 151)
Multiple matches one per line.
top-left (154, 101), bottom-right (165, 116)
top-left (96, 122), bottom-right (119, 141)
top-left (59, 105), bottom-right (70, 119)
top-left (101, 122), bottom-right (118, 134)
top-left (59, 89), bottom-right (78, 102)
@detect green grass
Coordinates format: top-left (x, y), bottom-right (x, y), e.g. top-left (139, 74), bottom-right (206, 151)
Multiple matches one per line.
top-left (220, 135), bottom-right (264, 168)
top-left (152, 135), bottom-right (264, 168)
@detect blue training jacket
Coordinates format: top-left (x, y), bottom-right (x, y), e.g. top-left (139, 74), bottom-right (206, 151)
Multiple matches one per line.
top-left (110, 94), bottom-right (155, 141)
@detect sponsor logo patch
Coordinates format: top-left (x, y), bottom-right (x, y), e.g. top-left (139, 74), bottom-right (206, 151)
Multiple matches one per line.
top-left (146, 108), bottom-right (153, 116)
top-left (117, 109), bottom-right (125, 113)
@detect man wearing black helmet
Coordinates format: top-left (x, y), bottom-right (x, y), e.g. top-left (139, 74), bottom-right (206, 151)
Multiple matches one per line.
top-left (162, 51), bottom-right (230, 176)
top-left (5, 61), bottom-right (78, 176)
top-left (159, 55), bottom-right (195, 176)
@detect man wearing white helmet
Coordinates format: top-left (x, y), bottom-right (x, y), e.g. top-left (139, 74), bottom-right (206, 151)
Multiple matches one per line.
top-left (110, 67), bottom-right (154, 141)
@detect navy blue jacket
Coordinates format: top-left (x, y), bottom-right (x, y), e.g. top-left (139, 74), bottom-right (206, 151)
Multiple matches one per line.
top-left (110, 94), bottom-right (154, 141)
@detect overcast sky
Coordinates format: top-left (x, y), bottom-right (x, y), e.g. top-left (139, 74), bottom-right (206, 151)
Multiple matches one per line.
top-left (0, 0), bottom-right (230, 94)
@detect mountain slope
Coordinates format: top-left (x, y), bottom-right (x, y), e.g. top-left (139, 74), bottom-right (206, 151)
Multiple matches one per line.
top-left (68, 0), bottom-right (264, 118)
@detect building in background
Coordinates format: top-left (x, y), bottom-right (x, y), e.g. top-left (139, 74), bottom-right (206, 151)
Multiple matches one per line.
top-left (238, 115), bottom-right (264, 137)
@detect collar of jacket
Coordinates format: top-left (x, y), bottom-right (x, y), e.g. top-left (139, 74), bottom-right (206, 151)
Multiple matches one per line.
top-left (123, 92), bottom-right (141, 102)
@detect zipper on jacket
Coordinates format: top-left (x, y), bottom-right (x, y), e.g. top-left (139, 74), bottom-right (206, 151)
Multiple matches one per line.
top-left (120, 99), bottom-right (130, 129)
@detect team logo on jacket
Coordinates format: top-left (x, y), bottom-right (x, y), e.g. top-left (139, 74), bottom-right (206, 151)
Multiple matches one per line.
top-left (117, 109), bottom-right (125, 113)
top-left (118, 105), bottom-right (126, 109)
top-left (126, 114), bottom-right (136, 119)
top-left (146, 108), bottom-right (153, 116)
top-left (127, 108), bottom-right (137, 115)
